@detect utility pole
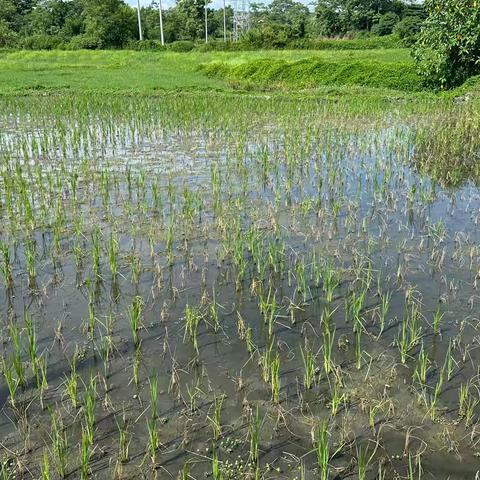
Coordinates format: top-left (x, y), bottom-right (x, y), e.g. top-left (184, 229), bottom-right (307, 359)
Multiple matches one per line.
top-left (205, 0), bottom-right (208, 43)
top-left (158, 0), bottom-right (164, 45)
top-left (136, 0), bottom-right (143, 41)
top-left (223, 0), bottom-right (227, 42)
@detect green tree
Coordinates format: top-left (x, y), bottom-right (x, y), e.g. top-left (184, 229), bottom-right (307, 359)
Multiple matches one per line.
top-left (81, 0), bottom-right (137, 47)
top-left (413, 0), bottom-right (480, 89)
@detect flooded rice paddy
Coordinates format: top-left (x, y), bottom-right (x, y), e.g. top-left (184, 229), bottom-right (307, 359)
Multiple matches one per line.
top-left (0, 94), bottom-right (479, 479)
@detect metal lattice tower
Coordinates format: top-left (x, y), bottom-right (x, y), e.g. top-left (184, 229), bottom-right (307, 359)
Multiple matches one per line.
top-left (233, 0), bottom-right (250, 41)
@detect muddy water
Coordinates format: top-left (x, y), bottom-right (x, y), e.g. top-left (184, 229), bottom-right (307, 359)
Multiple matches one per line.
top-left (0, 101), bottom-right (480, 479)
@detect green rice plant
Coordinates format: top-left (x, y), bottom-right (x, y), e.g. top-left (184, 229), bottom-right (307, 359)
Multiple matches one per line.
top-left (133, 348), bottom-right (141, 387)
top-left (395, 302), bottom-right (423, 365)
top-left (356, 444), bottom-right (374, 480)
top-left (34, 354), bottom-right (48, 409)
top-left (64, 359), bottom-right (79, 409)
top-left (25, 239), bottom-right (36, 286)
top-left (116, 413), bottom-right (131, 464)
top-left (270, 353), bottom-right (281, 404)
top-left (129, 254), bottom-right (141, 284)
top-left (258, 338), bottom-right (274, 384)
top-left (0, 241), bottom-right (13, 288)
top-left (328, 378), bottom-right (345, 417)
top-left (1, 357), bottom-right (18, 407)
top-left (355, 328), bottom-right (363, 370)
top-left (207, 392), bottom-right (225, 441)
top-left (377, 290), bottom-right (391, 337)
top-left (314, 422), bottom-right (330, 480)
top-left (184, 304), bottom-right (201, 354)
top-left (146, 417), bottom-right (159, 463)
top-left (80, 424), bottom-right (92, 480)
top-left (51, 412), bottom-right (68, 479)
top-left (429, 366), bottom-right (444, 421)
top-left (128, 296), bottom-right (144, 348)
top-left (321, 324), bottom-right (335, 376)
top-left (24, 311), bottom-right (38, 365)
top-left (8, 321), bottom-right (25, 388)
top-left (179, 463), bottom-right (190, 480)
top-left (83, 376), bottom-right (97, 444)
top-left (149, 375), bottom-right (158, 420)
top-left (432, 307), bottom-right (444, 336)
top-left (248, 405), bottom-right (262, 466)
top-left (300, 339), bottom-right (317, 390)
top-left (91, 228), bottom-right (101, 279)
top-left (259, 285), bottom-right (277, 337)
top-left (212, 446), bottom-right (223, 480)
top-left (322, 264), bottom-right (339, 305)
top-left (458, 381), bottom-right (479, 427)
top-left (209, 289), bottom-right (221, 333)
top-left (106, 230), bottom-right (119, 280)
top-left (414, 343), bottom-right (430, 386)
top-left (444, 339), bottom-right (456, 381)
top-left (41, 448), bottom-right (50, 480)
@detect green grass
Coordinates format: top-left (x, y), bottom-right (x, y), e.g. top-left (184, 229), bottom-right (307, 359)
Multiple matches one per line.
top-left (201, 57), bottom-right (422, 92)
top-left (0, 49), bottom-right (412, 95)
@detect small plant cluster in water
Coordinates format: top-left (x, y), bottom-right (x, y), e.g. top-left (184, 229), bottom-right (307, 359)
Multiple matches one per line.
top-left (0, 93), bottom-right (479, 478)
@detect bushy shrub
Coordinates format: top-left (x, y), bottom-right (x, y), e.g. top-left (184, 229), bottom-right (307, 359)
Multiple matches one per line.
top-left (167, 40), bottom-right (195, 52)
top-left (240, 26), bottom-right (290, 49)
top-left (393, 16), bottom-right (423, 46)
top-left (66, 35), bottom-right (103, 50)
top-left (0, 20), bottom-right (17, 48)
top-left (289, 34), bottom-right (403, 50)
top-left (21, 34), bottom-right (61, 50)
top-left (126, 39), bottom-right (167, 51)
top-left (371, 12), bottom-right (400, 36)
top-left (413, 0), bottom-right (480, 89)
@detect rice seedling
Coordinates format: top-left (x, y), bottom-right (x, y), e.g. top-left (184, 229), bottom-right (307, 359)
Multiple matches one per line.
top-left (328, 378), bottom-right (345, 417)
top-left (146, 417), bottom-right (159, 463)
top-left (458, 381), bottom-right (479, 427)
top-left (300, 339), bottom-right (317, 390)
top-left (270, 352), bottom-right (281, 404)
top-left (128, 296), bottom-right (144, 347)
top-left (80, 424), bottom-right (92, 480)
top-left (432, 307), bottom-right (444, 336)
top-left (1, 357), bottom-right (18, 407)
top-left (207, 392), bottom-right (225, 442)
top-left (41, 448), bottom-right (50, 480)
top-left (248, 406), bottom-right (262, 467)
top-left (314, 422), bottom-right (330, 480)
top-left (116, 413), bottom-right (131, 465)
top-left (184, 304), bottom-right (202, 354)
top-left (107, 230), bottom-right (119, 280)
top-left (51, 412), bottom-right (68, 479)
top-left (64, 359), bottom-right (79, 409)
top-left (0, 241), bottom-right (13, 288)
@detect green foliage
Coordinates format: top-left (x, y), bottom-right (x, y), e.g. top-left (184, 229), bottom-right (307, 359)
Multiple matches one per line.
top-left (20, 33), bottom-right (61, 49)
top-left (413, 0), bottom-right (480, 89)
top-left (290, 33), bottom-right (403, 50)
top-left (82, 0), bottom-right (137, 48)
top-left (314, 0), bottom-right (412, 36)
top-left (371, 12), bottom-right (399, 36)
top-left (393, 16), bottom-right (423, 46)
top-left (201, 57), bottom-right (423, 91)
top-left (167, 40), bottom-right (196, 52)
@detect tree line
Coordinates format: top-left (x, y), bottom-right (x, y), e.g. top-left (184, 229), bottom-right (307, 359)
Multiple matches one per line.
top-left (0, 0), bottom-right (425, 49)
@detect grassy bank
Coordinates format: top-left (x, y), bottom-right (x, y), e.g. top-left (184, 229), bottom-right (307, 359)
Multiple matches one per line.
top-left (0, 48), bottom-right (412, 94)
top-left (201, 57), bottom-right (422, 92)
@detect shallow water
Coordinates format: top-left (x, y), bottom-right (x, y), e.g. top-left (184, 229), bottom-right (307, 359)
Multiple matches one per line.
top-left (0, 95), bottom-right (479, 479)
